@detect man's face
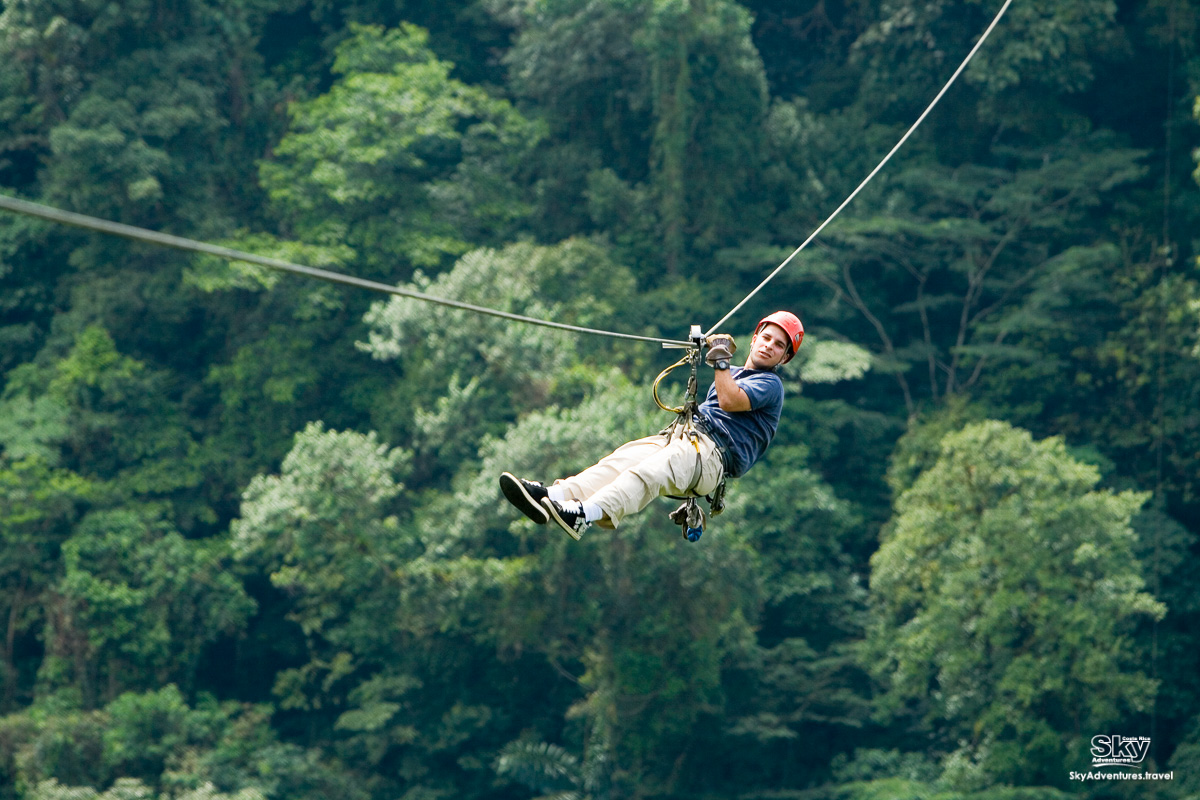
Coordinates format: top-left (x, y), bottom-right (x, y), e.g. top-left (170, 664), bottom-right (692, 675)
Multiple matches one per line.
top-left (746, 323), bottom-right (791, 369)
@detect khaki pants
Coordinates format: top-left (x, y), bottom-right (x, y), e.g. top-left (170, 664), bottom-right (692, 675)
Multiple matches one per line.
top-left (554, 429), bottom-right (725, 527)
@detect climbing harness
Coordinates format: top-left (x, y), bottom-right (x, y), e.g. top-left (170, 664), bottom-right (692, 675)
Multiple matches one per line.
top-left (655, 326), bottom-right (727, 542)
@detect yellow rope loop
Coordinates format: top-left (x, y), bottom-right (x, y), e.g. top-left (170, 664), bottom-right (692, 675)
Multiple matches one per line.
top-left (652, 354), bottom-right (693, 414)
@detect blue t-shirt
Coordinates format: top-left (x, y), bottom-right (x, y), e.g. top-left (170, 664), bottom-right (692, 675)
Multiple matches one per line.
top-left (696, 367), bottom-right (784, 478)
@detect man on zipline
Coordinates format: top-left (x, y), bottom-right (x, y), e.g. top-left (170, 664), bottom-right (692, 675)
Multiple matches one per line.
top-left (500, 311), bottom-right (802, 539)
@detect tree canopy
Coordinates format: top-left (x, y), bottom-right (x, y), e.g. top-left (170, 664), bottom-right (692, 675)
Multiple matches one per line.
top-left (2, 0), bottom-right (1200, 797)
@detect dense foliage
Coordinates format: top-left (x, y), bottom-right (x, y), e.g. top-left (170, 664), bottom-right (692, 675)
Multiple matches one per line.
top-left (1, 0), bottom-right (1199, 797)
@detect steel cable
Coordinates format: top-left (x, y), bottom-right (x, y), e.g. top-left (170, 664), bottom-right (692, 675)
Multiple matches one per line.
top-left (707, 0), bottom-right (1014, 336)
top-left (0, 193), bottom-right (690, 347)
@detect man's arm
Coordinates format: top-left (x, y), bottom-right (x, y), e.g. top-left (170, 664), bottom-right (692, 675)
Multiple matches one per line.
top-left (705, 334), bottom-right (752, 412)
top-left (713, 368), bottom-right (751, 412)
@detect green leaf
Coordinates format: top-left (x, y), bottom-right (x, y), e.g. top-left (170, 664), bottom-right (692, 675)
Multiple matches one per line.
top-left (798, 339), bottom-right (873, 384)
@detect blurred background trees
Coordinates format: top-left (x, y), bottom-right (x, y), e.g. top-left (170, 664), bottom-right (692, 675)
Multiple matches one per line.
top-left (2, 0), bottom-right (1199, 797)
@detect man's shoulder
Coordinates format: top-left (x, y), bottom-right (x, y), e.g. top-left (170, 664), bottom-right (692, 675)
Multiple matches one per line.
top-left (733, 368), bottom-right (784, 407)
top-left (735, 367), bottom-right (783, 389)
top-left (734, 366), bottom-right (781, 380)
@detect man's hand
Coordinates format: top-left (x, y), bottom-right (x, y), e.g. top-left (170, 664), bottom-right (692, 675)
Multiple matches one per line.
top-left (705, 334), bottom-right (736, 370)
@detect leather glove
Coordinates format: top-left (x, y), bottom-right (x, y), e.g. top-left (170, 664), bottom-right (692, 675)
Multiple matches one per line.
top-left (705, 334), bottom-right (736, 370)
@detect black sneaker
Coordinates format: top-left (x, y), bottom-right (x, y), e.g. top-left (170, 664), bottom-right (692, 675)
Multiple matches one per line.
top-left (499, 472), bottom-right (550, 524)
top-left (541, 498), bottom-right (590, 541)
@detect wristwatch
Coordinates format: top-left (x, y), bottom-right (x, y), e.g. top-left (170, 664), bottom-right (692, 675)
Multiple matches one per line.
top-left (715, 359), bottom-right (730, 371)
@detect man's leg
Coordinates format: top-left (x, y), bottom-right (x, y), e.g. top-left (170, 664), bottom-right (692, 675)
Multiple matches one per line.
top-left (513, 431), bottom-right (722, 537)
top-left (502, 436), bottom-right (666, 528)
top-left (583, 433), bottom-right (723, 527)
top-left (551, 435), bottom-right (671, 503)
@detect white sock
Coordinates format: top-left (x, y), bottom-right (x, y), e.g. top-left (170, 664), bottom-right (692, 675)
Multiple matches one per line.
top-left (581, 501), bottom-right (604, 523)
top-left (548, 485), bottom-right (566, 503)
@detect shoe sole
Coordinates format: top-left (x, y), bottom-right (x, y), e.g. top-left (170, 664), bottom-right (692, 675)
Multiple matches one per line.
top-left (499, 472), bottom-right (549, 524)
top-left (541, 498), bottom-right (584, 541)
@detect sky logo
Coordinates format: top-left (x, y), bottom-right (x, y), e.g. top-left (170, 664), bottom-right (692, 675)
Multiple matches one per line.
top-left (1091, 735), bottom-right (1151, 768)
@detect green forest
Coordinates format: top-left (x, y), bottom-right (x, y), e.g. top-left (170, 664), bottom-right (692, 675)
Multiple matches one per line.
top-left (2, 0), bottom-right (1200, 797)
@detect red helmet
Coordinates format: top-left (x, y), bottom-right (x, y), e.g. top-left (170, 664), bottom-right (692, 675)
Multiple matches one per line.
top-left (755, 311), bottom-right (804, 363)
